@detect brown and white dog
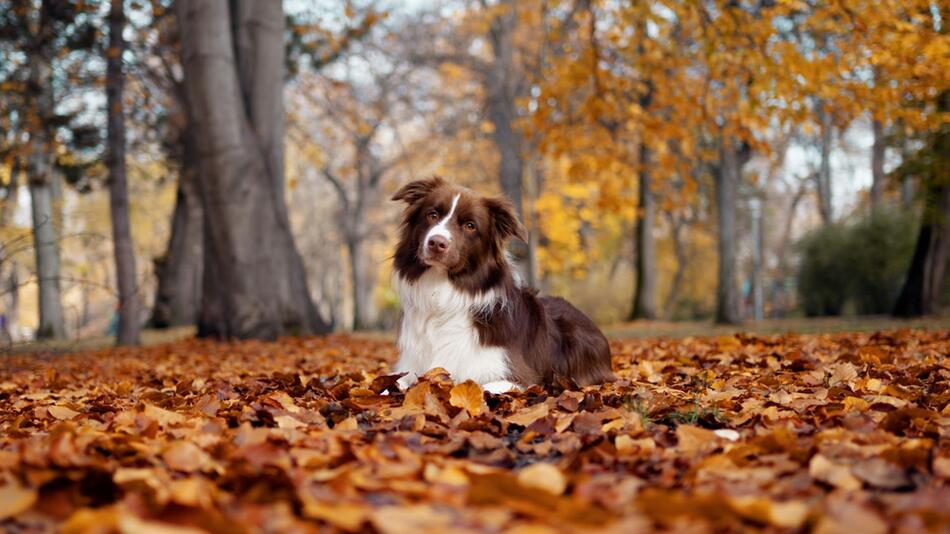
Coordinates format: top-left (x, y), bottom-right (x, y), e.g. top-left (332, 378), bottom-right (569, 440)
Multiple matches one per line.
top-left (391, 177), bottom-right (614, 393)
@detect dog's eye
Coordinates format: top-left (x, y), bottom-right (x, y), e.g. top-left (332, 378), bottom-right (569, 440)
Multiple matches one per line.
top-left (426, 210), bottom-right (439, 222)
top-left (463, 221), bottom-right (477, 232)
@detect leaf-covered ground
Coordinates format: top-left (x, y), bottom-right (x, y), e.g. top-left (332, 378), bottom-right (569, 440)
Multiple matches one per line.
top-left (1, 329), bottom-right (948, 533)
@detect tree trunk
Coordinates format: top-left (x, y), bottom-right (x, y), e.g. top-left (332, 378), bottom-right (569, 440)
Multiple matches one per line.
top-left (893, 180), bottom-right (950, 317)
top-left (1, 262), bottom-right (18, 345)
top-left (176, 0), bottom-right (328, 339)
top-left (816, 101), bottom-right (834, 224)
top-left (26, 43), bottom-right (66, 339)
top-left (524, 158), bottom-right (543, 289)
top-left (106, 0), bottom-right (141, 346)
top-left (151, 135), bottom-right (203, 328)
top-left (485, 0), bottom-right (529, 272)
top-left (486, 1), bottom-right (523, 217)
top-left (894, 90), bottom-right (950, 316)
top-left (715, 139), bottom-right (742, 324)
top-left (662, 214), bottom-right (688, 320)
top-left (630, 142), bottom-right (656, 320)
top-left (0, 161), bottom-right (18, 344)
top-left (870, 118), bottom-right (886, 211)
top-left (347, 237), bottom-right (376, 330)
top-left (750, 196), bottom-right (765, 321)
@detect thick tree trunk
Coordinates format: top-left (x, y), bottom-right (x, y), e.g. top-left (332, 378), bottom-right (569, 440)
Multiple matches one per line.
top-left (630, 142), bottom-right (656, 320)
top-left (816, 101), bottom-right (834, 224)
top-left (894, 91), bottom-right (949, 316)
top-left (26, 45), bottom-right (66, 339)
top-left (871, 119), bottom-right (886, 211)
top-left (151, 136), bottom-right (203, 327)
top-left (106, 0), bottom-right (141, 346)
top-left (485, 0), bottom-right (529, 273)
top-left (486, 1), bottom-right (523, 217)
top-left (893, 182), bottom-right (950, 317)
top-left (715, 139), bottom-right (743, 324)
top-left (176, 0), bottom-right (328, 339)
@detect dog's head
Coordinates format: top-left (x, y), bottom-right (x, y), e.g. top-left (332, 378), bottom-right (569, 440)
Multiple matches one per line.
top-left (392, 177), bottom-right (526, 284)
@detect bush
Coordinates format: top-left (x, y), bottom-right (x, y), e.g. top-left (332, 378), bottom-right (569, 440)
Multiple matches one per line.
top-left (797, 209), bottom-right (916, 316)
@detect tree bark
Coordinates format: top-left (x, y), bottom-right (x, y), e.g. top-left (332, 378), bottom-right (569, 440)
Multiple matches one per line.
top-left (486, 0), bottom-right (524, 217)
top-left (106, 0), bottom-right (141, 345)
top-left (893, 184), bottom-right (950, 316)
top-left (0, 160), bottom-right (19, 344)
top-left (630, 141), bottom-right (656, 320)
top-left (662, 213), bottom-right (688, 320)
top-left (715, 138), bottom-right (743, 324)
top-left (176, 0), bottom-right (329, 339)
top-left (26, 39), bottom-right (66, 340)
top-left (151, 133), bottom-right (203, 328)
top-left (894, 91), bottom-right (950, 317)
top-left (870, 118), bottom-right (886, 212)
top-left (816, 100), bottom-right (834, 224)
top-left (347, 237), bottom-right (376, 330)
top-left (750, 196), bottom-right (764, 321)
top-left (485, 0), bottom-right (530, 272)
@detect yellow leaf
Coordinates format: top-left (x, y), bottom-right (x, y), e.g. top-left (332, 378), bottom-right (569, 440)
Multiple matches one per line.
top-left (449, 380), bottom-right (486, 416)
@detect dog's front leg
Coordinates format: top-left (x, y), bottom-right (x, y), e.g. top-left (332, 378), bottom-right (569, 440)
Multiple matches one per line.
top-left (482, 380), bottom-right (520, 394)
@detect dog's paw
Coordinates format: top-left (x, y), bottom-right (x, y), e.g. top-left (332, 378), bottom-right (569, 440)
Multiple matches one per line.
top-left (482, 380), bottom-right (519, 394)
top-left (396, 374), bottom-right (417, 391)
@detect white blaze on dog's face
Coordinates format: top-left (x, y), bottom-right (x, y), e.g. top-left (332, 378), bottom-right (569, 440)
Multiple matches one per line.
top-left (421, 192), bottom-right (461, 266)
top-left (392, 177), bottom-right (526, 279)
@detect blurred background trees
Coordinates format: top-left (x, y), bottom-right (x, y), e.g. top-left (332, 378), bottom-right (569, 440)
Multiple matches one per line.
top-left (0, 0), bottom-right (947, 344)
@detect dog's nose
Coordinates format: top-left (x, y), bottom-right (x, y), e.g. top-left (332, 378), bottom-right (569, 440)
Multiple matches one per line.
top-left (427, 235), bottom-right (449, 254)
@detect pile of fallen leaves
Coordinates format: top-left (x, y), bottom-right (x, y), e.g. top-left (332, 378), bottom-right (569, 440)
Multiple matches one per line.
top-left (1, 329), bottom-right (948, 533)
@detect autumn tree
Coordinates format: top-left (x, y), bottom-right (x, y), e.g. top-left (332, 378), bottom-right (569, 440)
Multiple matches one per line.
top-left (292, 55), bottom-right (416, 330)
top-left (0, 0), bottom-right (107, 338)
top-left (104, 0), bottom-right (141, 345)
top-left (175, 0), bottom-right (329, 339)
top-left (894, 92), bottom-right (950, 317)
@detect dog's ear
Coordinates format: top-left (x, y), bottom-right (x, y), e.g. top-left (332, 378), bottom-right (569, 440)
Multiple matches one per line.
top-left (484, 196), bottom-right (527, 243)
top-left (391, 176), bottom-right (445, 204)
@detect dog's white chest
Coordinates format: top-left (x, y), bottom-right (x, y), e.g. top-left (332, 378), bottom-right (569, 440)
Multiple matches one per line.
top-left (394, 271), bottom-right (511, 389)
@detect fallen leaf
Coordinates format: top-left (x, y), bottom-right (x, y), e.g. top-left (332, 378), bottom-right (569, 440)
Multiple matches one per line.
top-left (517, 463), bottom-right (567, 496)
top-left (505, 402), bottom-right (550, 427)
top-left (48, 405), bottom-right (80, 420)
top-left (0, 479), bottom-right (37, 520)
top-left (727, 495), bottom-right (811, 529)
top-left (449, 380), bottom-right (486, 416)
top-left (163, 441), bottom-right (212, 473)
top-left (809, 454), bottom-right (861, 491)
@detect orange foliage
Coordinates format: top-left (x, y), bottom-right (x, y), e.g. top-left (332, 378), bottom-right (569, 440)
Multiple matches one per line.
top-left (1, 329), bottom-right (949, 530)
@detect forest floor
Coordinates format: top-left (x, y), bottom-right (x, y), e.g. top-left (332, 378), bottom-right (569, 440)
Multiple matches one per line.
top-left (0, 326), bottom-right (948, 532)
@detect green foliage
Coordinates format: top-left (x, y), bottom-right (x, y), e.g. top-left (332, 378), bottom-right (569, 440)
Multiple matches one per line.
top-left (798, 209), bottom-right (917, 316)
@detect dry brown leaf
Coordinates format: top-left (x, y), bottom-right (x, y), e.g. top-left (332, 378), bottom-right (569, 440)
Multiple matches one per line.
top-left (0, 479), bottom-right (37, 520)
top-left (675, 425), bottom-right (719, 456)
top-left (727, 495), bottom-right (811, 529)
top-left (505, 402), bottom-right (550, 427)
top-left (809, 454), bottom-right (862, 491)
top-left (48, 404), bottom-right (81, 420)
top-left (162, 440), bottom-right (212, 473)
top-left (517, 463), bottom-right (567, 496)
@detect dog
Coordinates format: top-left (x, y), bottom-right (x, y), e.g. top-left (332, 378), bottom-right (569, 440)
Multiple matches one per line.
top-left (390, 177), bottom-right (614, 394)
